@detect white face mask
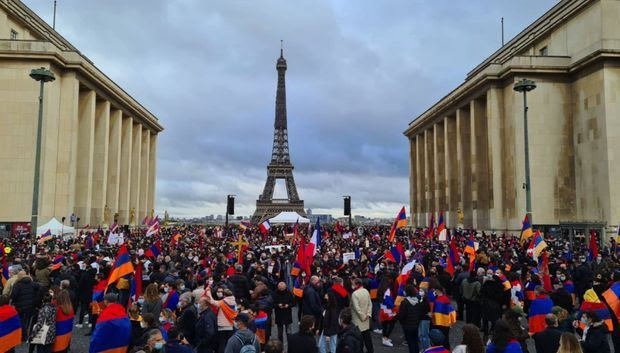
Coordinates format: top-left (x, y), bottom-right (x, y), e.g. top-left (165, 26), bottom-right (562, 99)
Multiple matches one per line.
top-left (180, 285), bottom-right (185, 291)
top-left (164, 287), bottom-right (169, 293)
top-left (140, 321), bottom-right (147, 328)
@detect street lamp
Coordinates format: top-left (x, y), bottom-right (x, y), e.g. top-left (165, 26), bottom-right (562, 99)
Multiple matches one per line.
top-left (513, 78), bottom-right (536, 224)
top-left (29, 67), bottom-right (55, 238)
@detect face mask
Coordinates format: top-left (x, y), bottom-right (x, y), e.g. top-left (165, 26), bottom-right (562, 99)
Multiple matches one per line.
top-left (154, 342), bottom-right (164, 350)
top-left (140, 321), bottom-right (147, 328)
top-left (216, 292), bottom-right (224, 299)
top-left (159, 317), bottom-right (166, 323)
top-left (180, 285), bottom-right (185, 291)
top-left (164, 287), bottom-right (169, 293)
top-left (581, 317), bottom-right (589, 326)
top-left (233, 322), bottom-right (239, 329)
top-left (559, 276), bottom-right (566, 281)
top-left (138, 298), bottom-right (144, 305)
top-left (177, 302), bottom-right (183, 308)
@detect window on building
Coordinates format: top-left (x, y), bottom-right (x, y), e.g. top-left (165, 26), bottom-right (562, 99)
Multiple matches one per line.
top-left (539, 46), bottom-right (548, 56)
top-left (10, 29), bottom-right (18, 40)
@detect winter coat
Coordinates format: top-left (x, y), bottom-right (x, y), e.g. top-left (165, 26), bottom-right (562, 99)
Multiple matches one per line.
top-left (273, 288), bottom-right (294, 325)
top-left (481, 279), bottom-right (503, 320)
top-left (78, 268), bottom-right (96, 303)
top-left (11, 276), bottom-right (40, 313)
top-left (227, 273), bottom-right (250, 301)
top-left (195, 307), bottom-right (217, 353)
top-left (533, 327), bottom-right (562, 353)
top-left (461, 277), bottom-right (481, 302)
top-left (223, 328), bottom-right (260, 353)
top-left (336, 324), bottom-right (364, 353)
top-left (302, 285), bottom-right (323, 316)
top-left (323, 302), bottom-right (341, 336)
top-left (351, 287), bottom-right (372, 332)
top-left (177, 304), bottom-right (197, 345)
top-left (287, 331), bottom-right (319, 353)
top-left (30, 302), bottom-right (57, 345)
top-left (166, 339), bottom-right (194, 353)
top-left (141, 298), bottom-right (162, 319)
top-left (34, 267), bottom-right (51, 288)
top-left (398, 296), bottom-right (421, 331)
top-left (581, 322), bottom-right (610, 353)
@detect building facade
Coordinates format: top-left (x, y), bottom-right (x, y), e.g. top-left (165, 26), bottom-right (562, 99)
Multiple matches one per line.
top-left (404, 0), bottom-right (620, 239)
top-left (0, 0), bottom-right (163, 230)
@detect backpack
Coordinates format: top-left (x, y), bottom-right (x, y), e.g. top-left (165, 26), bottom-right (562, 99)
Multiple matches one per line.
top-left (235, 333), bottom-right (257, 353)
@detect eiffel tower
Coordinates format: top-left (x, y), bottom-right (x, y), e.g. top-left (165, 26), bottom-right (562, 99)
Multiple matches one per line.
top-left (252, 47), bottom-right (305, 223)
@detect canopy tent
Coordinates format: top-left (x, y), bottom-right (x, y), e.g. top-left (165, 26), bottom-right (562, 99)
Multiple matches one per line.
top-left (268, 212), bottom-right (310, 224)
top-left (36, 217), bottom-right (75, 236)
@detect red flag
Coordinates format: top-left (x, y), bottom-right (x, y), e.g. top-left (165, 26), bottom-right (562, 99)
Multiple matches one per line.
top-left (134, 261), bottom-right (143, 302)
top-left (296, 234), bottom-right (310, 275)
top-left (335, 221), bottom-right (344, 234)
top-left (541, 251), bottom-right (552, 293)
top-left (588, 230), bottom-right (599, 261)
top-left (428, 214), bottom-right (435, 238)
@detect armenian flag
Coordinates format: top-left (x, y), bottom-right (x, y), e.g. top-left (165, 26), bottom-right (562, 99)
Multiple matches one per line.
top-left (89, 303), bottom-right (131, 353)
top-left (369, 278), bottom-right (379, 300)
top-left (290, 262), bottom-right (302, 277)
top-left (293, 277), bottom-right (304, 297)
top-left (520, 214), bottom-right (533, 244)
top-left (527, 231), bottom-right (547, 260)
top-left (1, 257), bottom-right (9, 287)
top-left (379, 288), bottom-right (397, 322)
top-left (385, 246), bottom-right (402, 264)
top-left (0, 303), bottom-right (21, 352)
top-left (436, 212), bottom-right (447, 241)
top-left (106, 245), bottom-right (134, 290)
top-left (463, 237), bottom-right (476, 271)
top-left (51, 255), bottom-right (64, 271)
top-left (239, 221), bottom-right (251, 231)
top-left (528, 294), bottom-right (553, 334)
top-left (578, 289), bottom-right (613, 331)
top-left (498, 274), bottom-right (512, 291)
top-left (602, 281), bottom-right (620, 322)
top-left (388, 207), bottom-right (407, 242)
top-left (38, 229), bottom-right (53, 244)
top-left (445, 233), bottom-right (459, 277)
top-left (218, 300), bottom-right (237, 325)
top-left (52, 308), bottom-right (74, 352)
top-left (432, 293), bottom-right (456, 327)
top-left (254, 310), bottom-right (269, 344)
top-left (145, 240), bottom-right (161, 258)
top-left (163, 289), bottom-right (179, 311)
top-left (91, 279), bottom-right (107, 315)
top-left (425, 347), bottom-right (450, 353)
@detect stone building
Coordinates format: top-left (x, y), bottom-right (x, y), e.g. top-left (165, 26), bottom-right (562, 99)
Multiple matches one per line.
top-left (0, 0), bottom-right (163, 230)
top-left (404, 0), bottom-right (619, 239)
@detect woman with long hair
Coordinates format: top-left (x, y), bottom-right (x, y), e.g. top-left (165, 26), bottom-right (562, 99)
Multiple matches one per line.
top-left (557, 332), bottom-right (583, 353)
top-left (29, 292), bottom-right (56, 353)
top-left (51, 289), bottom-right (74, 353)
top-left (453, 324), bottom-right (484, 353)
top-left (486, 319), bottom-right (522, 353)
top-left (141, 283), bottom-right (162, 319)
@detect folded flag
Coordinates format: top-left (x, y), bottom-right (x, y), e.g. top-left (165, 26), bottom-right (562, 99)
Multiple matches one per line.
top-left (89, 303), bottom-right (131, 353)
top-left (0, 303), bottom-right (22, 352)
top-left (602, 281), bottom-right (620, 322)
top-left (259, 220), bottom-right (271, 236)
top-left (254, 310), bottom-right (269, 344)
top-left (106, 245), bottom-right (134, 289)
top-left (388, 207), bottom-right (407, 242)
top-left (379, 288), bottom-right (397, 322)
top-left (579, 289), bottom-right (613, 331)
top-left (431, 293), bottom-right (456, 327)
top-left (290, 262), bottom-right (302, 277)
top-left (52, 308), bottom-right (74, 352)
top-left (528, 294), bottom-right (553, 334)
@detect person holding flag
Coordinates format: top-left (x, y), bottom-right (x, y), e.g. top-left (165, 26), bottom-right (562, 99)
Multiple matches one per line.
top-left (388, 207), bottom-right (407, 242)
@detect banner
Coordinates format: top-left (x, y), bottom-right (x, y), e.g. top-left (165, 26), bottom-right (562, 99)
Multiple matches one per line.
top-left (342, 252), bottom-right (356, 264)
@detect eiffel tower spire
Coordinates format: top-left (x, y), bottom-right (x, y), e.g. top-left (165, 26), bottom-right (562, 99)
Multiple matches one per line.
top-left (252, 46), bottom-right (305, 223)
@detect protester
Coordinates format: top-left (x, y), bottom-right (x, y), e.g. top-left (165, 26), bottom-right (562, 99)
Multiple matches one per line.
top-left (486, 320), bottom-right (522, 353)
top-left (424, 329), bottom-right (449, 353)
top-left (351, 278), bottom-right (373, 353)
top-left (452, 324), bottom-right (484, 353)
top-left (398, 284), bottom-right (421, 353)
top-left (223, 313), bottom-right (260, 353)
top-left (557, 332), bottom-right (583, 353)
top-left (195, 297), bottom-right (218, 353)
top-left (273, 281), bottom-right (294, 343)
top-left (29, 292), bottom-right (56, 353)
top-left (577, 310), bottom-right (611, 353)
top-left (287, 315), bottom-right (318, 353)
top-left (335, 308), bottom-right (363, 353)
top-left (533, 314), bottom-right (562, 353)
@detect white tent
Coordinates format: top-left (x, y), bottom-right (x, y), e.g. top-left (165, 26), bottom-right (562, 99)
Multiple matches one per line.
top-left (268, 211), bottom-right (310, 224)
top-left (36, 217), bottom-right (75, 236)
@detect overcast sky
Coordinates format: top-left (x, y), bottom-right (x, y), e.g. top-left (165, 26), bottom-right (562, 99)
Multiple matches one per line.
top-left (24, 0), bottom-right (557, 219)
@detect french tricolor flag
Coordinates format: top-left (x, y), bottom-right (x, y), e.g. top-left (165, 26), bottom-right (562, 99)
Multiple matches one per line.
top-left (307, 219), bottom-right (321, 256)
top-left (259, 220), bottom-right (271, 235)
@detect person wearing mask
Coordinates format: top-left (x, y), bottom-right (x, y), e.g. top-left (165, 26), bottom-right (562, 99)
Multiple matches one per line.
top-left (502, 310), bottom-right (529, 353)
top-left (176, 295), bottom-right (197, 346)
top-left (452, 324), bottom-right (484, 353)
top-left (165, 327), bottom-right (193, 353)
top-left (302, 275), bottom-right (324, 330)
top-left (206, 286), bottom-right (237, 353)
top-left (577, 310), bottom-right (611, 353)
top-left (431, 286), bottom-right (456, 349)
top-left (418, 287), bottom-right (432, 352)
top-left (140, 328), bottom-right (167, 353)
top-left (557, 332), bottom-right (584, 353)
top-left (10, 269), bottom-right (40, 341)
top-left (551, 306), bottom-right (575, 333)
top-left (351, 278), bottom-right (373, 353)
top-left (320, 285), bottom-right (341, 353)
top-left (272, 281), bottom-right (294, 343)
top-left (227, 265), bottom-right (251, 301)
top-left (142, 283), bottom-right (163, 319)
top-left (485, 319), bottom-right (522, 353)
top-left (461, 269), bottom-right (483, 327)
top-left (223, 313), bottom-right (260, 353)
top-left (195, 297), bottom-right (217, 353)
top-left (29, 292), bottom-right (57, 353)
top-left (287, 315), bottom-right (319, 353)
top-left (398, 285), bottom-right (421, 353)
top-left (335, 308), bottom-right (363, 353)
top-left (533, 314), bottom-right (562, 353)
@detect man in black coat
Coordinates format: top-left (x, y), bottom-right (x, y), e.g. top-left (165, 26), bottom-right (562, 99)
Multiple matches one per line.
top-left (574, 258), bottom-right (593, 302)
top-left (302, 276), bottom-right (323, 330)
top-left (287, 315), bottom-right (318, 353)
top-left (195, 297), bottom-right (217, 353)
top-left (533, 314), bottom-right (562, 353)
top-left (10, 273), bottom-right (40, 340)
top-left (77, 265), bottom-right (96, 326)
top-left (336, 308), bottom-right (363, 353)
top-left (177, 295), bottom-right (197, 346)
top-left (227, 265), bottom-right (250, 301)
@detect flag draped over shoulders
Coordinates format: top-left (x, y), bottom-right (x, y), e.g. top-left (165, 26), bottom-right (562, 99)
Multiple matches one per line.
top-left (0, 304), bottom-right (21, 352)
top-left (528, 294), bottom-right (553, 334)
top-left (90, 303), bottom-right (131, 353)
top-left (52, 308), bottom-right (75, 352)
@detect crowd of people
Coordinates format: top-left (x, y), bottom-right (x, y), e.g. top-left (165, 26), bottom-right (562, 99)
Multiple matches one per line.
top-left (0, 220), bottom-right (619, 353)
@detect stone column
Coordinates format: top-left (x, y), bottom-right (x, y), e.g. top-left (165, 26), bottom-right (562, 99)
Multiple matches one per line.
top-left (74, 89), bottom-right (96, 226)
top-left (148, 133), bottom-right (157, 217)
top-left (471, 97), bottom-right (491, 230)
top-left (487, 87), bottom-right (505, 230)
top-left (415, 135), bottom-right (424, 227)
top-left (409, 136), bottom-right (416, 224)
top-left (457, 106), bottom-right (472, 228)
top-left (140, 128), bottom-right (151, 220)
top-left (434, 122), bottom-right (446, 217)
top-left (130, 122), bottom-right (142, 226)
top-left (118, 116), bottom-right (133, 224)
top-left (445, 115), bottom-right (458, 227)
top-left (107, 109), bottom-right (122, 221)
top-left (91, 100), bottom-right (110, 226)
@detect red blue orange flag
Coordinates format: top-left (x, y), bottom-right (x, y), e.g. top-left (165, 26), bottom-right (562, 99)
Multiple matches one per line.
top-left (431, 293), bottom-right (456, 327)
top-left (89, 303), bottom-right (131, 353)
top-left (602, 281), bottom-right (620, 322)
top-left (255, 310), bottom-right (269, 344)
top-left (528, 294), bottom-right (553, 334)
top-left (52, 308), bottom-right (74, 352)
top-left (145, 240), bottom-right (161, 258)
top-left (446, 233), bottom-right (459, 277)
top-left (436, 212), bottom-right (447, 241)
top-left (520, 214), bottom-right (533, 244)
top-left (0, 303), bottom-right (21, 352)
top-left (106, 245), bottom-right (134, 290)
top-left (579, 289), bottom-right (613, 331)
top-left (388, 207), bottom-right (407, 242)
top-left (527, 231), bottom-right (547, 260)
